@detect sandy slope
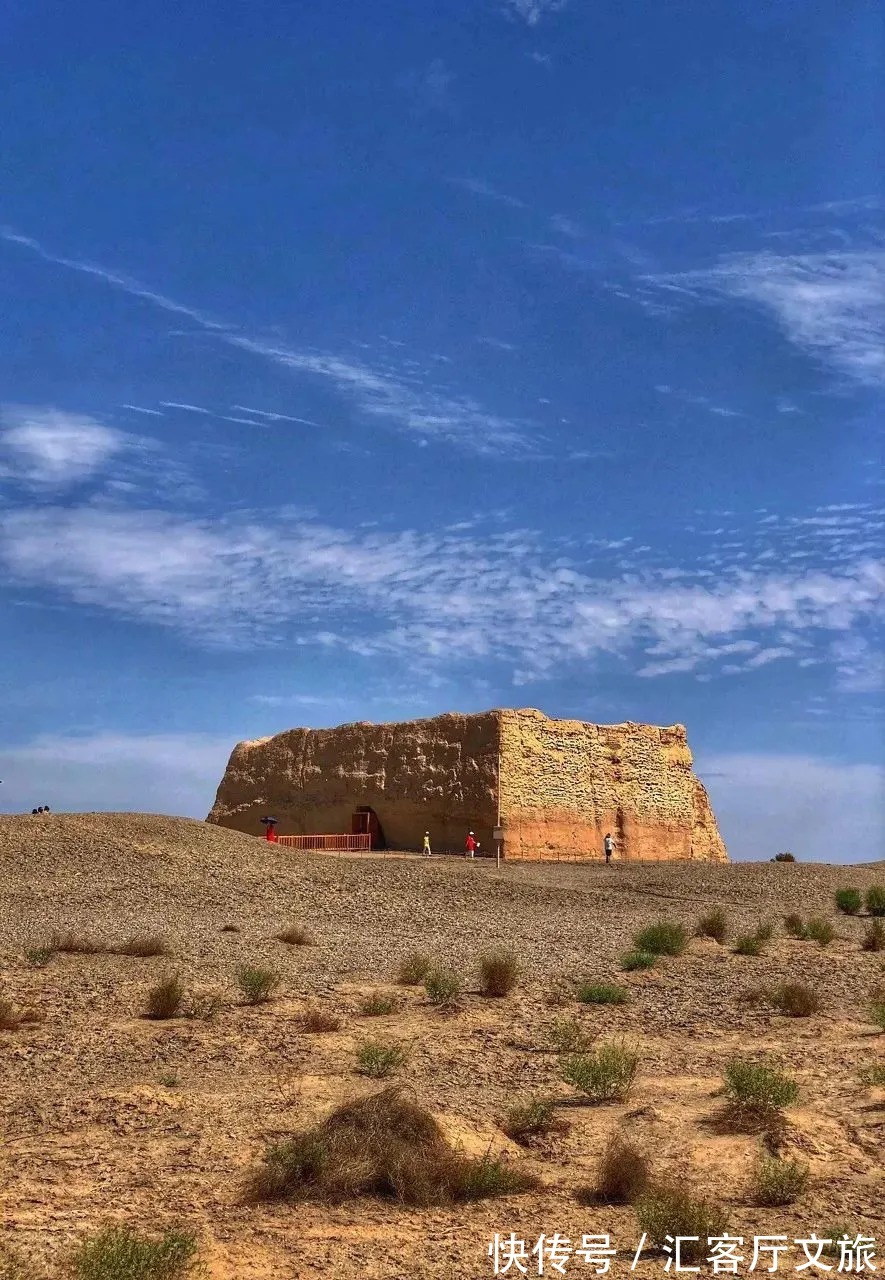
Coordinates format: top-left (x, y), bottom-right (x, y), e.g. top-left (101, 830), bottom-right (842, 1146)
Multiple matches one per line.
top-left (0, 813), bottom-right (883, 1278)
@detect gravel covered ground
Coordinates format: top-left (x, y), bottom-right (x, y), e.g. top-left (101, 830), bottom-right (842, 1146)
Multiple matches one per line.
top-left (0, 813), bottom-right (883, 1278)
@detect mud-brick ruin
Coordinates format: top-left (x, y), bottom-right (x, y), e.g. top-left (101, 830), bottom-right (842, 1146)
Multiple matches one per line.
top-left (208, 708), bottom-right (728, 863)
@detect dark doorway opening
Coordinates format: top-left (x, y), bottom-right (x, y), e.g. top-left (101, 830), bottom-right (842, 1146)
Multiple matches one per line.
top-left (352, 806), bottom-right (387, 850)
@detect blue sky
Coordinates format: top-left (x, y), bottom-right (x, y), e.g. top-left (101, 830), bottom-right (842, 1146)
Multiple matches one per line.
top-left (1, 0), bottom-right (882, 860)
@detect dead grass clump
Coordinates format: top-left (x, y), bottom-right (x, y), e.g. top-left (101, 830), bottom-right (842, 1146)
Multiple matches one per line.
top-left (0, 999), bottom-right (41, 1031)
top-left (117, 936), bottom-right (170, 958)
top-left (143, 974), bottom-right (185, 1021)
top-left (578, 1134), bottom-right (651, 1205)
top-left (276, 925), bottom-right (313, 946)
top-left (143, 972), bottom-right (185, 1013)
top-left (784, 913), bottom-right (809, 940)
top-left (52, 933), bottom-right (106, 954)
top-left (503, 1097), bottom-right (561, 1145)
top-left (635, 1183), bottom-right (726, 1261)
top-left (543, 977), bottom-right (574, 1007)
top-left (68, 1223), bottom-right (200, 1279)
top-left (220, 924), bottom-right (239, 933)
top-left (478, 950), bottom-right (519, 997)
top-left (859, 1063), bottom-right (885, 1086)
top-left (244, 1087), bottom-right (538, 1206)
top-left (560, 1040), bottom-right (640, 1103)
top-left (359, 992), bottom-right (399, 1017)
top-left (547, 1015), bottom-right (596, 1054)
top-left (870, 999), bottom-right (885, 1033)
top-left (862, 919), bottom-right (885, 952)
top-left (768, 982), bottom-right (820, 1017)
top-left (0, 1246), bottom-right (29, 1280)
top-left (752, 1153), bottom-right (810, 1206)
top-left (181, 992), bottom-right (223, 1021)
top-left (236, 965), bottom-right (279, 1005)
top-left (397, 952), bottom-right (432, 985)
top-left (298, 1005), bottom-right (342, 1033)
top-left (696, 908), bottom-right (729, 943)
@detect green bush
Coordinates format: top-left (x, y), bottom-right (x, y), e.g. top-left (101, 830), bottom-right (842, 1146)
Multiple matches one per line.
top-left (620, 950), bottom-right (656, 971)
top-left (733, 933), bottom-right (764, 956)
top-left (866, 886), bottom-right (885, 917)
top-left (869, 1000), bottom-right (885, 1033)
top-left (635, 1184), bottom-right (726, 1262)
top-left (236, 965), bottom-right (279, 1005)
top-left (356, 1040), bottom-right (408, 1078)
top-left (503, 1097), bottom-right (560, 1144)
top-left (859, 1063), bottom-right (885, 1086)
top-left (805, 917), bottom-right (836, 947)
top-left (835, 888), bottom-right (862, 916)
top-left (577, 982), bottom-right (629, 1006)
top-left (862, 919), bottom-right (885, 952)
top-left (722, 1057), bottom-right (799, 1127)
top-left (632, 922), bottom-right (688, 957)
top-left (424, 967), bottom-right (461, 1006)
top-left (478, 950), bottom-right (519, 997)
top-left (560, 1040), bottom-right (640, 1103)
top-left (696, 909), bottom-right (728, 943)
top-left (70, 1225), bottom-right (199, 1279)
top-left (752, 1154), bottom-right (810, 1206)
top-left (24, 945), bottom-right (54, 967)
top-left (397, 952), bottom-right (432, 985)
top-left (547, 1015), bottom-right (595, 1054)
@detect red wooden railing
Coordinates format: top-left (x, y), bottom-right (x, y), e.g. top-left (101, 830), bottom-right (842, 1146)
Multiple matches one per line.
top-left (276, 833), bottom-right (372, 852)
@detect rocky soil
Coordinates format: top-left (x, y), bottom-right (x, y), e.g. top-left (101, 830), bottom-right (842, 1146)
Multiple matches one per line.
top-left (0, 813), bottom-right (882, 1278)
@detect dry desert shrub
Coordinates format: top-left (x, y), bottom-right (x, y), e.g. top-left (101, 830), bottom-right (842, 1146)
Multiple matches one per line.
top-left (397, 951), bottom-right (432, 985)
top-left (578, 1134), bottom-right (650, 1205)
top-left (752, 1153), bottom-right (810, 1206)
top-left (24, 945), bottom-right (54, 967)
top-left (805, 917), bottom-right (836, 947)
top-left (620, 950), bottom-right (656, 971)
top-left (632, 921), bottom-right (687, 957)
top-left (773, 851), bottom-right (797, 862)
top-left (244, 1087), bottom-right (538, 1206)
top-left (219, 923), bottom-right (239, 933)
top-left (862, 919), bottom-right (885, 952)
top-left (768, 982), bottom-right (820, 1017)
top-left (236, 965), bottom-right (279, 1005)
top-left (870, 999), bottom-right (885, 1033)
top-left (560, 1039), bottom-right (640, 1103)
top-left (835, 888), bottom-right (863, 915)
top-left (547, 1015), bottom-right (596, 1054)
top-left (721, 1057), bottom-right (799, 1132)
top-left (181, 992), bottom-right (223, 1021)
top-left (783, 913), bottom-right (809, 939)
top-left (478, 950), bottom-right (519, 997)
top-left (734, 932), bottom-right (765, 956)
top-left (143, 974), bottom-right (185, 1021)
top-left (359, 992), bottom-right (399, 1017)
top-left (503, 1097), bottom-right (561, 1145)
top-left (859, 1062), bottom-right (885, 1086)
top-left (117, 936), bottom-right (170, 958)
top-left (0, 999), bottom-right (41, 1031)
top-left (356, 1040), bottom-right (408, 1078)
top-left (67, 1224), bottom-right (200, 1279)
top-left (696, 908), bottom-right (729, 943)
top-left (298, 1005), bottom-right (341, 1033)
top-left (635, 1183), bottom-right (726, 1262)
top-left (577, 982), bottom-right (629, 1005)
top-left (424, 967), bottom-right (461, 1006)
top-left (52, 933), bottom-right (106, 954)
top-left (866, 886), bottom-right (885, 917)
top-left (276, 924), bottom-right (313, 946)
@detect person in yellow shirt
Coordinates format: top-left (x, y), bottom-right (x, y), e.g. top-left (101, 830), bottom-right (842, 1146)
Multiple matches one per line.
top-left (422, 831), bottom-right (432, 857)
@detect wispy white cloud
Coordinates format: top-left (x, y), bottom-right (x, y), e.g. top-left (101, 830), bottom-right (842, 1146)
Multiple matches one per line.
top-left (646, 248), bottom-right (885, 387)
top-left (0, 407), bottom-right (134, 489)
top-left (399, 58), bottom-right (456, 115)
top-left (499, 0), bottom-right (570, 26)
top-left (449, 177), bottom-right (527, 210)
top-left (1, 505), bottom-right (880, 685)
top-left (2, 227), bottom-right (530, 455)
top-left (231, 405), bottom-right (321, 426)
top-left (121, 405), bottom-right (164, 417)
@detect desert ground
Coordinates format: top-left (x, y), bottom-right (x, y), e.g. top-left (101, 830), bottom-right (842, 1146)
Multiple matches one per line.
top-left (0, 812), bottom-right (882, 1279)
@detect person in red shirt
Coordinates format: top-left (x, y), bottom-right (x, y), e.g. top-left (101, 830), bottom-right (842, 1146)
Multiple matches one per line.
top-left (260, 816), bottom-right (278, 842)
top-left (465, 831), bottom-right (477, 858)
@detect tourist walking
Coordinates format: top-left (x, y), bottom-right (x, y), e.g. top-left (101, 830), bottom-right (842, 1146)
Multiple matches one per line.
top-left (422, 831), bottom-right (432, 857)
top-left (465, 831), bottom-right (477, 858)
top-left (603, 831), bottom-right (615, 864)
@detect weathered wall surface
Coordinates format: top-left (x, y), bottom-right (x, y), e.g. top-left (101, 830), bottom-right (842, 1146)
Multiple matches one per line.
top-left (498, 709), bottom-right (727, 862)
top-left (207, 713), bottom-right (499, 852)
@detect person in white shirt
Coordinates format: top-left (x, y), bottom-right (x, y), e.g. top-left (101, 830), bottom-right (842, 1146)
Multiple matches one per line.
top-left (603, 832), bottom-right (615, 864)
